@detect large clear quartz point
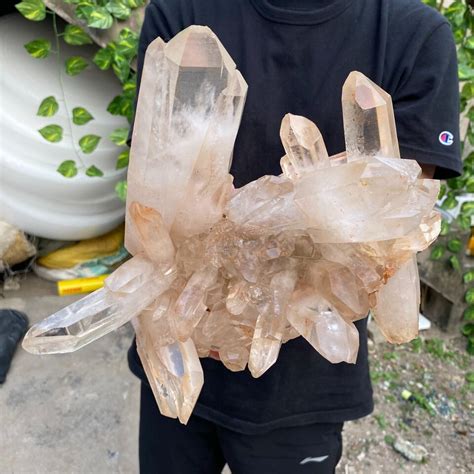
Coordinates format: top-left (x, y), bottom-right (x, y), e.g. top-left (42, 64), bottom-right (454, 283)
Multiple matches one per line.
top-left (125, 25), bottom-right (247, 247)
top-left (248, 269), bottom-right (298, 377)
top-left (22, 255), bottom-right (176, 354)
top-left (372, 255), bottom-right (420, 344)
top-left (287, 291), bottom-right (359, 364)
top-left (133, 313), bottom-right (203, 424)
top-left (280, 113), bottom-right (329, 178)
top-left (342, 71), bottom-right (400, 161)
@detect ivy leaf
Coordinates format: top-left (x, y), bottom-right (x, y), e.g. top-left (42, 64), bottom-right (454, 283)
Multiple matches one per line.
top-left (93, 47), bottom-right (114, 70)
top-left (57, 160), bottom-right (78, 178)
top-left (106, 0), bottom-right (131, 20)
top-left (107, 94), bottom-right (133, 120)
top-left (440, 219), bottom-right (450, 236)
top-left (461, 201), bottom-right (474, 216)
top-left (79, 134), bottom-right (101, 154)
top-left (15, 0), bottom-right (46, 21)
top-left (464, 270), bottom-right (474, 284)
top-left (75, 4), bottom-right (94, 21)
top-left (107, 95), bottom-right (123, 115)
top-left (38, 124), bottom-right (63, 143)
top-left (115, 180), bottom-right (127, 201)
top-left (112, 55), bottom-right (131, 83)
top-left (123, 76), bottom-right (137, 94)
top-left (37, 96), bottom-right (59, 117)
top-left (444, 1), bottom-right (467, 28)
top-left (119, 27), bottom-right (139, 42)
top-left (116, 149), bottom-right (130, 169)
top-left (449, 255), bottom-right (461, 272)
top-left (466, 288), bottom-right (474, 305)
top-left (65, 56), bottom-right (89, 76)
top-left (468, 337), bottom-right (474, 356)
top-left (63, 25), bottom-right (92, 46)
top-left (447, 239), bottom-right (462, 253)
top-left (462, 322), bottom-right (474, 337)
top-left (430, 244), bottom-right (445, 261)
top-left (76, 4), bottom-right (114, 30)
top-left (109, 127), bottom-right (129, 146)
top-left (457, 214), bottom-right (471, 231)
top-left (116, 28), bottom-right (139, 58)
top-left (463, 83), bottom-right (474, 102)
top-left (468, 107), bottom-right (474, 123)
top-left (453, 28), bottom-right (465, 45)
top-left (24, 39), bottom-right (51, 58)
top-left (466, 36), bottom-right (474, 50)
top-left (458, 63), bottom-right (474, 81)
top-left (466, 177), bottom-right (474, 193)
top-left (447, 176), bottom-right (466, 190)
top-left (465, 152), bottom-right (474, 172)
top-left (72, 107), bottom-right (94, 125)
top-left (126, 0), bottom-right (145, 7)
top-left (441, 195), bottom-right (458, 210)
top-left (86, 165), bottom-right (104, 177)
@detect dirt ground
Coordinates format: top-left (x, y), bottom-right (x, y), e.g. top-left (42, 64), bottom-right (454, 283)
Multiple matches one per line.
top-left (336, 323), bottom-right (473, 474)
top-left (2, 275), bottom-right (472, 473)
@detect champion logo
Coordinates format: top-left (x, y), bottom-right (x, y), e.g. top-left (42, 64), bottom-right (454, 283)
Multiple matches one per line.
top-left (439, 131), bottom-right (454, 146)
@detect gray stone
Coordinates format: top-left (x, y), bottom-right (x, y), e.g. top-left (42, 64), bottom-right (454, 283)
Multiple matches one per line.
top-left (393, 438), bottom-right (428, 463)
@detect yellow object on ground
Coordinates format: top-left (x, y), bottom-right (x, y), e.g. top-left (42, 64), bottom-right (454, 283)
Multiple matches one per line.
top-left (468, 228), bottom-right (474, 255)
top-left (38, 225), bottom-right (124, 269)
top-left (57, 275), bottom-right (109, 296)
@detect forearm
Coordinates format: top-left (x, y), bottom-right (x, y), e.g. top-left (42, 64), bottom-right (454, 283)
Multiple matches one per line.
top-left (420, 163), bottom-right (436, 179)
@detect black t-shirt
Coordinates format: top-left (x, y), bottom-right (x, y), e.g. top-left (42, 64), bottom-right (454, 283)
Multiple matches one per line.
top-left (128, 0), bottom-right (462, 434)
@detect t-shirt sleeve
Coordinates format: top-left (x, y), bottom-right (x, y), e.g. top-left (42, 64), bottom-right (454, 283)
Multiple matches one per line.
top-left (393, 22), bottom-right (462, 179)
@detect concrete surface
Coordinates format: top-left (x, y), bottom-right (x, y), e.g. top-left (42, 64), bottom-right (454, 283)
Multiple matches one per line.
top-left (1, 275), bottom-right (140, 473)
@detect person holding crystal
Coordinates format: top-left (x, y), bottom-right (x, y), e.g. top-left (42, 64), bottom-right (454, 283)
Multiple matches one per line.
top-left (127, 1), bottom-right (461, 472)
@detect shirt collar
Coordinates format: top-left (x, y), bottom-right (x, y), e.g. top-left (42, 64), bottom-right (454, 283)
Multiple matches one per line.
top-left (249, 0), bottom-right (353, 25)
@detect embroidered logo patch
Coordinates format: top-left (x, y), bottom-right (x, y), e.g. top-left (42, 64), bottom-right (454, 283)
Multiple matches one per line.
top-left (439, 131), bottom-right (454, 146)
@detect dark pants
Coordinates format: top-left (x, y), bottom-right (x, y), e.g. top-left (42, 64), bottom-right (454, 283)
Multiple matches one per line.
top-left (139, 383), bottom-right (343, 474)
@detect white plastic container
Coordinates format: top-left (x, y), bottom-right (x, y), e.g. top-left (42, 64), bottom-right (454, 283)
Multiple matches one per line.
top-left (0, 14), bottom-right (127, 240)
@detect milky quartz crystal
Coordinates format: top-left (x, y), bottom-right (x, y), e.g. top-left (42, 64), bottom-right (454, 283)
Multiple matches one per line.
top-left (23, 27), bottom-right (441, 424)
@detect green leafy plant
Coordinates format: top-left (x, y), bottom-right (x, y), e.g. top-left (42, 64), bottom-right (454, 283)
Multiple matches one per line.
top-left (16, 0), bottom-right (142, 202)
top-left (115, 179), bottom-right (128, 201)
top-left (37, 96), bottom-right (59, 116)
top-left (86, 164), bottom-right (104, 177)
top-left (72, 107), bottom-right (94, 125)
top-left (63, 24), bottom-right (93, 45)
top-left (57, 159), bottom-right (78, 177)
top-left (38, 124), bottom-right (63, 142)
top-left (424, 0), bottom-right (474, 354)
top-left (24, 38), bottom-right (51, 58)
top-left (16, 0), bottom-right (46, 21)
top-left (65, 55), bottom-right (89, 75)
top-left (79, 134), bottom-right (101, 153)
top-left (116, 149), bottom-right (130, 169)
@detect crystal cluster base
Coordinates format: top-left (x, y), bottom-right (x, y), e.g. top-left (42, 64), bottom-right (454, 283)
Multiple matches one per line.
top-left (23, 26), bottom-right (440, 425)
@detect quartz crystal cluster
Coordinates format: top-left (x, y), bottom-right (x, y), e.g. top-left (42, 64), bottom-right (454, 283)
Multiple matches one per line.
top-left (23, 26), bottom-right (441, 424)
